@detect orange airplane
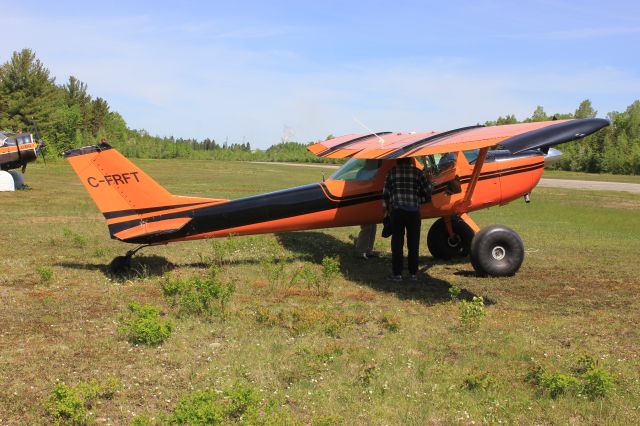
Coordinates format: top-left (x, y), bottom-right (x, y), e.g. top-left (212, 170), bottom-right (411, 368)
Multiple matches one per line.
top-left (63, 118), bottom-right (608, 276)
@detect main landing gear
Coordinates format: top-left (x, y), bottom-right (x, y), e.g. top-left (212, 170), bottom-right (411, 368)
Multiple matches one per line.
top-left (427, 215), bottom-right (525, 277)
top-left (109, 245), bottom-right (150, 275)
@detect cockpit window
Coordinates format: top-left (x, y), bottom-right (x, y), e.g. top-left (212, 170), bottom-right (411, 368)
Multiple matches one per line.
top-left (463, 149), bottom-right (480, 164)
top-left (425, 152), bottom-right (457, 176)
top-left (330, 158), bottom-right (382, 181)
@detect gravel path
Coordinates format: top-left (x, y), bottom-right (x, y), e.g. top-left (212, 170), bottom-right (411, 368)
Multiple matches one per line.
top-left (537, 178), bottom-right (640, 194)
top-left (251, 162), bottom-right (640, 194)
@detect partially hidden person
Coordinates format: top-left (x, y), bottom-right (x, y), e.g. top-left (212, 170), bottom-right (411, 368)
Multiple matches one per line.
top-left (355, 223), bottom-right (378, 259)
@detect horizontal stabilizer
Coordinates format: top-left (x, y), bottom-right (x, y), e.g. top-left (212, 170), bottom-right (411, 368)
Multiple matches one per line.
top-left (113, 217), bottom-right (192, 242)
top-left (500, 118), bottom-right (609, 154)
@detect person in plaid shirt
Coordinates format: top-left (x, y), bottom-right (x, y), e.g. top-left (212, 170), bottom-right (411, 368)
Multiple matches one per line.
top-left (382, 158), bottom-right (432, 281)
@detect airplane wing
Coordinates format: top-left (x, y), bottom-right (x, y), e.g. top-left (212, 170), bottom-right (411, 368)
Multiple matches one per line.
top-left (308, 119), bottom-right (609, 159)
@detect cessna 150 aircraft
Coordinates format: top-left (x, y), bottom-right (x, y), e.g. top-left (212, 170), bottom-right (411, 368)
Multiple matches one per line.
top-left (0, 131), bottom-right (41, 190)
top-left (63, 118), bottom-right (608, 275)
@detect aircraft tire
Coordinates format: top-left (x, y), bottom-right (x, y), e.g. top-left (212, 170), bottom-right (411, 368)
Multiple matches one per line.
top-left (427, 216), bottom-right (475, 260)
top-left (470, 225), bottom-right (524, 277)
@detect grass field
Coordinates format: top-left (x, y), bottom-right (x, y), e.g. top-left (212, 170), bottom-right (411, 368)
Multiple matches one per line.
top-left (1, 160), bottom-right (639, 425)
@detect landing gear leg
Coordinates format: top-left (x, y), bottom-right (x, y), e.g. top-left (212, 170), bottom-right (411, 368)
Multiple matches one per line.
top-left (109, 245), bottom-right (150, 275)
top-left (427, 215), bottom-right (475, 260)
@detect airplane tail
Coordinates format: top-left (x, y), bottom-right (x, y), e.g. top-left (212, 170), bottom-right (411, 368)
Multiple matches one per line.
top-left (63, 143), bottom-right (226, 242)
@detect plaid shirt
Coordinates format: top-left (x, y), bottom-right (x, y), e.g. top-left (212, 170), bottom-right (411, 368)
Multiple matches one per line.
top-left (383, 164), bottom-right (431, 213)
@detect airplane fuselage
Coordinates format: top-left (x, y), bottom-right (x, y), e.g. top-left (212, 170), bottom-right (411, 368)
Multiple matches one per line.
top-left (106, 148), bottom-right (546, 245)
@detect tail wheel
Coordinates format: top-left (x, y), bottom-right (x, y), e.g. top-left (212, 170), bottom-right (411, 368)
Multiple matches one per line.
top-left (470, 225), bottom-right (524, 277)
top-left (427, 216), bottom-right (475, 260)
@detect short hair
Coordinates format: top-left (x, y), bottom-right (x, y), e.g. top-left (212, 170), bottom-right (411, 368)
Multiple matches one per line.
top-left (397, 157), bottom-right (412, 165)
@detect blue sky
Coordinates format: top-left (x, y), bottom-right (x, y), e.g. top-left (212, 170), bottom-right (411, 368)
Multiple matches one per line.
top-left (2, 0), bottom-right (639, 148)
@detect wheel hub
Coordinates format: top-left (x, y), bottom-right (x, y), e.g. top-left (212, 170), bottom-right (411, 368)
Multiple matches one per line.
top-left (491, 245), bottom-right (506, 260)
top-left (447, 234), bottom-right (462, 247)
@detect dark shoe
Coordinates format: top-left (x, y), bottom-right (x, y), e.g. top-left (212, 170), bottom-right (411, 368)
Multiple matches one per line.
top-left (365, 251), bottom-right (379, 258)
top-left (408, 274), bottom-right (418, 281)
top-left (387, 274), bottom-right (402, 282)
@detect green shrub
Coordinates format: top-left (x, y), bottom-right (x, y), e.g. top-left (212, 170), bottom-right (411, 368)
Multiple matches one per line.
top-left (321, 256), bottom-right (340, 285)
top-left (36, 266), bottom-right (54, 283)
top-left (462, 371), bottom-right (494, 391)
top-left (448, 285), bottom-right (461, 301)
top-left (209, 236), bottom-right (241, 265)
top-left (62, 227), bottom-right (87, 248)
top-left (581, 367), bottom-right (614, 399)
top-left (72, 234), bottom-right (87, 248)
top-left (77, 376), bottom-right (119, 401)
top-left (169, 383), bottom-right (259, 425)
top-left (162, 274), bottom-right (235, 318)
top-left (573, 353), bottom-right (597, 374)
top-left (131, 415), bottom-right (154, 426)
top-left (261, 256), bottom-right (286, 289)
top-left (525, 361), bottom-right (615, 400)
top-left (171, 390), bottom-right (224, 425)
top-left (46, 378), bottom-right (120, 425)
top-left (223, 383), bottom-right (259, 420)
top-left (459, 296), bottom-right (486, 330)
top-left (291, 264), bottom-right (323, 294)
top-left (46, 384), bottom-right (88, 425)
top-left (120, 302), bottom-right (172, 346)
top-left (540, 372), bottom-right (581, 399)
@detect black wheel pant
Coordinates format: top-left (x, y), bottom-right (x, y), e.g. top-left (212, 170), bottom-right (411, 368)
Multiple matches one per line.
top-left (390, 208), bottom-right (421, 276)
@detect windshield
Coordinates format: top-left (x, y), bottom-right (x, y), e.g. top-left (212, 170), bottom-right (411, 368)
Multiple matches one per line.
top-left (330, 158), bottom-right (382, 181)
top-left (0, 133), bottom-right (32, 147)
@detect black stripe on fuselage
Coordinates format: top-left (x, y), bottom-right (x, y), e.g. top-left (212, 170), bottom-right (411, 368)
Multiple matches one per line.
top-left (110, 160), bottom-right (544, 244)
top-left (109, 183), bottom-right (382, 244)
top-left (103, 201), bottom-right (212, 219)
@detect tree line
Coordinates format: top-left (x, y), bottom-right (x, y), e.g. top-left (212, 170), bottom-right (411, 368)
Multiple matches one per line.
top-left (484, 101), bottom-right (640, 175)
top-left (1, 48), bottom-right (639, 173)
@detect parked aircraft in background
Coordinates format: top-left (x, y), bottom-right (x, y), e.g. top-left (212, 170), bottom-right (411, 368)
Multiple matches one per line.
top-left (0, 131), bottom-right (43, 190)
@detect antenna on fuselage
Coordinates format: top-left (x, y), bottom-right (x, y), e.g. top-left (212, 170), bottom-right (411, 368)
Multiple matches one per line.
top-left (353, 117), bottom-right (385, 144)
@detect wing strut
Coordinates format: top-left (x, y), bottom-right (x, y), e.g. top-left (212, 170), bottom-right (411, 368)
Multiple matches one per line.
top-left (462, 147), bottom-right (489, 205)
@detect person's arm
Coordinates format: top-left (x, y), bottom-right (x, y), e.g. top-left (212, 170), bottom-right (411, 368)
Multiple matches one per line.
top-left (418, 169), bottom-right (432, 203)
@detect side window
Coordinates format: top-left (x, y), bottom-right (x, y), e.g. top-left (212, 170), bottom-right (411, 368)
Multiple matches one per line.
top-left (330, 158), bottom-right (382, 181)
top-left (426, 152), bottom-right (457, 176)
top-left (463, 149), bottom-right (480, 164)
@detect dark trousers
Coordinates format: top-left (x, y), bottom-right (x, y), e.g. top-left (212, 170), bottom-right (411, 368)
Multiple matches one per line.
top-left (391, 208), bottom-right (421, 275)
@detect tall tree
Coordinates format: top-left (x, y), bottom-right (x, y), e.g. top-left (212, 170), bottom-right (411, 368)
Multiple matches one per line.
top-left (574, 99), bottom-right (597, 118)
top-left (0, 48), bottom-right (62, 133)
top-left (528, 105), bottom-right (548, 122)
top-left (90, 97), bottom-right (110, 136)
